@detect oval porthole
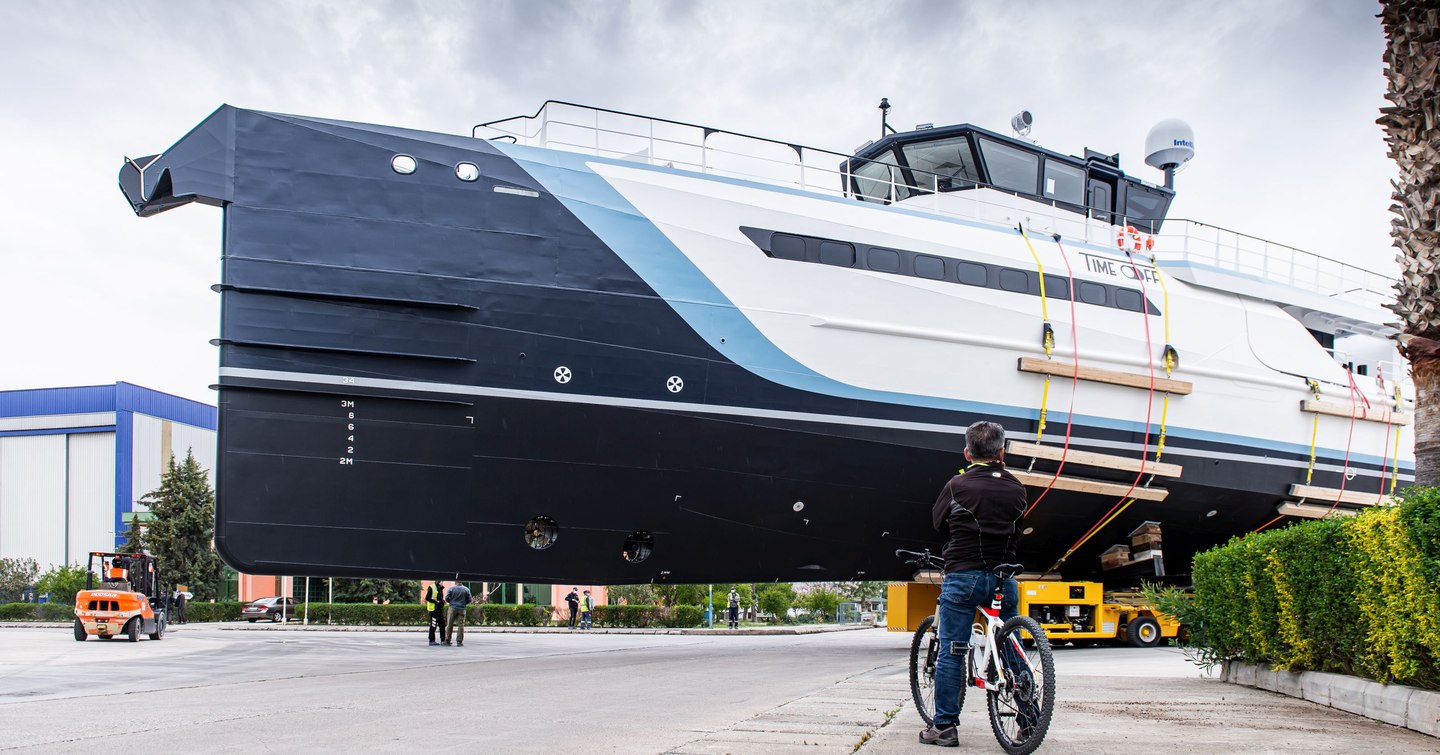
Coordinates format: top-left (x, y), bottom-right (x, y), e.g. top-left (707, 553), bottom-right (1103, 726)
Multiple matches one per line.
top-left (524, 515), bottom-right (558, 550)
top-left (622, 530), bottom-right (654, 563)
top-left (455, 162), bottom-right (480, 182)
top-left (391, 154), bottom-right (417, 175)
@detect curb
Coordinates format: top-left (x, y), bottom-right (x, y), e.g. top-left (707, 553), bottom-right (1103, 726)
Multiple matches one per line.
top-left (0, 621), bottom-right (877, 636)
top-left (1223, 661), bottom-right (1439, 738)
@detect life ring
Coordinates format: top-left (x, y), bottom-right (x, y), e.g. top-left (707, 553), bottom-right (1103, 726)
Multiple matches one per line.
top-left (1115, 225), bottom-right (1154, 253)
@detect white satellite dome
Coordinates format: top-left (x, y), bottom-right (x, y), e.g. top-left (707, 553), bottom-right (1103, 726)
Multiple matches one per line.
top-left (1144, 118), bottom-right (1195, 170)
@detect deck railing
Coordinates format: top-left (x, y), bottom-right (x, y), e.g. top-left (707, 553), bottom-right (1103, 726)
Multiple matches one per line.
top-left (474, 102), bottom-right (1396, 308)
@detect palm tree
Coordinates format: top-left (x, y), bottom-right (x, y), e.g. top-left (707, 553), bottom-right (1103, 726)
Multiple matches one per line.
top-left (1379, 0), bottom-right (1440, 485)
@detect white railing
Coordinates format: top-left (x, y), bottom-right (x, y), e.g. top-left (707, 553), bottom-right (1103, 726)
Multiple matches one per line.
top-left (474, 102), bottom-right (1397, 308)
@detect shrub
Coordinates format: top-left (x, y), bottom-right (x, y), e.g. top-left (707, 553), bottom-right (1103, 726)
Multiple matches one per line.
top-left (593, 604), bottom-right (665, 628)
top-left (470, 604), bottom-right (552, 626)
top-left (663, 605), bottom-right (705, 628)
top-left (1170, 486), bottom-right (1440, 689)
top-left (37, 564), bottom-right (89, 606)
top-left (0, 602), bottom-right (74, 621)
top-left (181, 602), bottom-right (245, 623)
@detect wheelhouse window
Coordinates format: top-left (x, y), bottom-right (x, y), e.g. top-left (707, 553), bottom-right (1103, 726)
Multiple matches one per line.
top-left (1122, 181), bottom-right (1171, 231)
top-left (901, 136), bottom-right (980, 194)
top-left (852, 149), bottom-right (907, 203)
top-left (1043, 160), bottom-right (1085, 206)
top-left (977, 137), bottom-right (1040, 194)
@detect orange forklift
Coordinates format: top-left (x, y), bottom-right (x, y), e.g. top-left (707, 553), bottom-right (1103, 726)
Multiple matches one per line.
top-left (73, 552), bottom-right (166, 642)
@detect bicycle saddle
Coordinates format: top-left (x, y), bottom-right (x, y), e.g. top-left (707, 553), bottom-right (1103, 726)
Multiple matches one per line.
top-left (992, 563), bottom-right (1024, 579)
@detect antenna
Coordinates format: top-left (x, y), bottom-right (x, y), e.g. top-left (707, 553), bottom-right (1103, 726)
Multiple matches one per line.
top-left (879, 98), bottom-right (896, 138)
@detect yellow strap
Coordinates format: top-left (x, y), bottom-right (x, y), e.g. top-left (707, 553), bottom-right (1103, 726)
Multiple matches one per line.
top-left (1036, 375), bottom-right (1050, 440)
top-left (1019, 225), bottom-right (1050, 326)
top-left (1304, 379), bottom-right (1322, 486)
top-left (1389, 382), bottom-right (1404, 496)
top-left (1049, 497), bottom-right (1138, 571)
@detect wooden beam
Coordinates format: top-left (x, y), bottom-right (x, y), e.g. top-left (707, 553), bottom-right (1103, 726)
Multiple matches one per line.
top-left (1011, 469), bottom-right (1168, 501)
top-left (1017, 357), bottom-right (1193, 394)
top-left (1276, 502), bottom-right (1360, 519)
top-left (1287, 483), bottom-right (1393, 507)
top-left (1300, 399), bottom-right (1411, 426)
top-left (1006, 441), bottom-right (1182, 477)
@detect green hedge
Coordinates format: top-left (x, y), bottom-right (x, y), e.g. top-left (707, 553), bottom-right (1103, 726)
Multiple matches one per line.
top-left (589, 604), bottom-right (706, 628)
top-left (293, 603), bottom-right (555, 627)
top-left (0, 602), bottom-right (74, 621)
top-left (1164, 486), bottom-right (1440, 689)
top-left (181, 602), bottom-right (245, 623)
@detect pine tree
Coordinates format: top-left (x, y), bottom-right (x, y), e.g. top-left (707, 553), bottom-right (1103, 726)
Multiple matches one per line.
top-left (117, 515), bottom-right (145, 555)
top-left (140, 450), bottom-right (223, 600)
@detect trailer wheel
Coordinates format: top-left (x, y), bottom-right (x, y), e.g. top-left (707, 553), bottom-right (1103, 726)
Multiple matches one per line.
top-left (1126, 616), bottom-right (1162, 648)
top-left (125, 617), bottom-right (140, 643)
top-left (73, 619), bottom-right (86, 641)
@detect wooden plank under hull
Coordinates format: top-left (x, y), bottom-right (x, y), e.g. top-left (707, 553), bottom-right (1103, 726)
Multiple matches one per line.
top-left (1287, 483), bottom-right (1393, 507)
top-left (1276, 502), bottom-right (1361, 519)
top-left (1300, 399), bottom-right (1411, 426)
top-left (1011, 469), bottom-right (1169, 501)
top-left (1016, 357), bottom-right (1194, 395)
top-left (1006, 441), bottom-right (1183, 478)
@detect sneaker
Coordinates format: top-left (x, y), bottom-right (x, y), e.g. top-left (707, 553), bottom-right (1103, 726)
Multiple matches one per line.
top-left (456, 643), bottom-right (463, 647)
top-left (443, 641), bottom-right (452, 646)
top-left (918, 725), bottom-right (958, 747)
top-left (428, 641), bottom-right (438, 646)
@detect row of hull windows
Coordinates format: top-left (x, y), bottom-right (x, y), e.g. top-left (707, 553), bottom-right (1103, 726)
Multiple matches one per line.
top-left (752, 228), bottom-right (1156, 315)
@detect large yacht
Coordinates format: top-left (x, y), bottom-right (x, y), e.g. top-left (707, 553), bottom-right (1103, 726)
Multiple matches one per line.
top-left (118, 102), bottom-right (1413, 584)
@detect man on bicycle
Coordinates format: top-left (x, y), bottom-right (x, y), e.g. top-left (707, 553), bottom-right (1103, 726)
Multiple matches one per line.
top-left (920, 421), bottom-right (1027, 747)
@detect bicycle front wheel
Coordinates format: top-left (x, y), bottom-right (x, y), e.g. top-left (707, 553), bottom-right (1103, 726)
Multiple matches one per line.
top-left (986, 615), bottom-right (1055, 755)
top-left (908, 615), bottom-right (938, 725)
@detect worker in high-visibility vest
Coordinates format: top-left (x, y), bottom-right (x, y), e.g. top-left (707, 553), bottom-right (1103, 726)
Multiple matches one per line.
top-left (581, 590), bottom-right (595, 630)
top-left (425, 579), bottom-right (447, 646)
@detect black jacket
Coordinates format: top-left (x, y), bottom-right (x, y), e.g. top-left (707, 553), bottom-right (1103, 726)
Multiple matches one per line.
top-left (932, 462), bottom-right (1028, 572)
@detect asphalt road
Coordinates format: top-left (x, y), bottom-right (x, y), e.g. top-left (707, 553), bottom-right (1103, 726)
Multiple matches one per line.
top-left (1, 625), bottom-right (1434, 753)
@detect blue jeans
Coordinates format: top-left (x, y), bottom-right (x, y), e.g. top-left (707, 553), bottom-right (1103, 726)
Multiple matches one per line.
top-left (933, 569), bottom-right (1018, 728)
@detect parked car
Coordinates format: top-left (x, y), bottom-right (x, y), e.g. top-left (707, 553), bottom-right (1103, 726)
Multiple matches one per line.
top-left (242, 597), bottom-right (300, 623)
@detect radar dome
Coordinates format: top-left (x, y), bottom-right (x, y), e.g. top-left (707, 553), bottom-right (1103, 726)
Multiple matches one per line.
top-left (1144, 119), bottom-right (1195, 170)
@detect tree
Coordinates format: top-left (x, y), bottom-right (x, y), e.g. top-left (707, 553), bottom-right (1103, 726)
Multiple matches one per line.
top-left (326, 578), bottom-right (420, 604)
top-left (841, 581), bottom-right (886, 610)
top-left (117, 516), bottom-right (146, 555)
top-left (758, 584), bottom-right (796, 620)
top-left (37, 564), bottom-right (88, 605)
top-left (606, 584), bottom-right (658, 605)
top-left (0, 557), bottom-right (39, 602)
top-left (802, 587), bottom-right (841, 621)
top-left (652, 583), bottom-right (706, 607)
top-left (141, 450), bottom-right (223, 600)
top-left (1380, 0), bottom-right (1440, 484)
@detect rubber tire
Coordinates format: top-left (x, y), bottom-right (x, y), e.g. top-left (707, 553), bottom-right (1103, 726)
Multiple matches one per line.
top-left (248, 618), bottom-right (258, 623)
top-left (73, 619), bottom-right (86, 641)
top-left (149, 617), bottom-right (165, 641)
top-left (98, 634), bottom-right (114, 640)
top-left (125, 617), bottom-right (140, 643)
top-left (986, 615), bottom-right (1055, 755)
top-left (908, 615), bottom-right (938, 726)
top-left (271, 611), bottom-right (282, 623)
top-left (1127, 616), bottom-right (1162, 648)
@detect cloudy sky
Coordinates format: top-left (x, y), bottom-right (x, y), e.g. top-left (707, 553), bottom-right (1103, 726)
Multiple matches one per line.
top-left (0, 0), bottom-right (1398, 404)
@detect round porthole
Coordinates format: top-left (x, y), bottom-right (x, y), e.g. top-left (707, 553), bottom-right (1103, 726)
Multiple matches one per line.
top-left (455, 162), bottom-right (480, 182)
top-left (391, 154), bottom-right (417, 175)
top-left (622, 530), bottom-right (654, 563)
top-left (524, 515), bottom-right (558, 550)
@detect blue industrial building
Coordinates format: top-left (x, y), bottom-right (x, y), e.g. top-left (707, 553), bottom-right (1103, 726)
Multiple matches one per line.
top-left (0, 383), bottom-right (216, 567)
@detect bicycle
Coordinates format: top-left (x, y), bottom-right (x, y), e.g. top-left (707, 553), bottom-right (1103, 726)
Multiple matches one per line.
top-left (897, 548), bottom-right (1056, 754)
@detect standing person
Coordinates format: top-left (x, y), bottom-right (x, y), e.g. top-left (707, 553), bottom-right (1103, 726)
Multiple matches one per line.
top-left (565, 587), bottom-right (580, 629)
top-left (424, 579), bottom-right (447, 646)
top-left (919, 421), bottom-right (1027, 748)
top-left (580, 590), bottom-right (594, 630)
top-left (727, 588), bottom-right (741, 629)
top-left (174, 587), bottom-right (188, 625)
top-left (443, 580), bottom-right (472, 647)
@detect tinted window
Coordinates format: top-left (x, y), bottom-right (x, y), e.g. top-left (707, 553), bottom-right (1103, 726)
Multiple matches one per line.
top-left (819, 241), bottom-right (855, 267)
top-left (915, 255), bottom-right (945, 280)
top-left (867, 247), bottom-right (901, 273)
top-left (1000, 268), bottom-right (1030, 293)
top-left (1115, 288), bottom-right (1144, 312)
top-left (1078, 282), bottom-right (1108, 306)
top-left (1043, 160), bottom-right (1085, 205)
top-left (1123, 181), bottom-right (1170, 227)
top-left (978, 137), bottom-right (1040, 194)
top-left (852, 150), bottom-right (906, 203)
top-left (1042, 274), bottom-right (1071, 300)
top-left (957, 261), bottom-right (987, 286)
top-left (772, 233), bottom-right (806, 261)
top-left (901, 136), bottom-right (980, 193)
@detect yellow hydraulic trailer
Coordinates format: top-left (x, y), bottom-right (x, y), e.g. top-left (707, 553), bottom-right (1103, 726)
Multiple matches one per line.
top-left (888, 579), bottom-right (1181, 647)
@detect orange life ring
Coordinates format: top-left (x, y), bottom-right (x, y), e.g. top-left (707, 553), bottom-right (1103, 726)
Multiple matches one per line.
top-left (1115, 225), bottom-right (1154, 253)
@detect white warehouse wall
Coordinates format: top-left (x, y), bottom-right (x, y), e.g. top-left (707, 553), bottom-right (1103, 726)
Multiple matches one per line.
top-left (130, 413), bottom-right (216, 510)
top-left (0, 434), bottom-right (67, 567)
top-left (67, 432), bottom-right (116, 563)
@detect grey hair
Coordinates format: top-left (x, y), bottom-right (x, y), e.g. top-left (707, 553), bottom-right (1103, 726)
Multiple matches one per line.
top-left (966, 421), bottom-right (1006, 461)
